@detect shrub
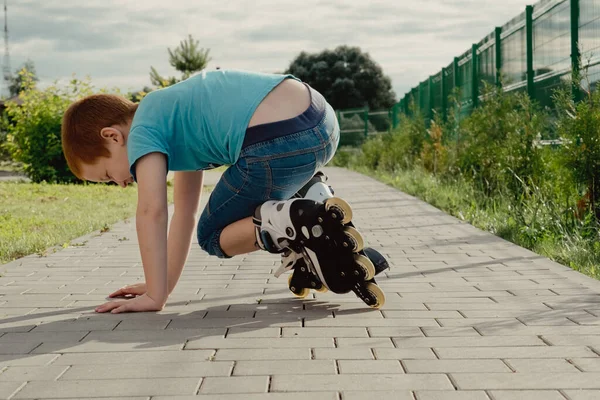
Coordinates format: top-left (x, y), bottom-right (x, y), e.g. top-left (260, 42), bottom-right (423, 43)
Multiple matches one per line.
top-left (0, 117), bottom-right (10, 162)
top-left (554, 83), bottom-right (600, 221)
top-left (338, 113), bottom-right (376, 147)
top-left (458, 84), bottom-right (546, 198)
top-left (421, 116), bottom-right (449, 175)
top-left (4, 72), bottom-right (94, 183)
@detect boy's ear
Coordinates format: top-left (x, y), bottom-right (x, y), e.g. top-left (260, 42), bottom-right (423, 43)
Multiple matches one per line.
top-left (100, 127), bottom-right (125, 145)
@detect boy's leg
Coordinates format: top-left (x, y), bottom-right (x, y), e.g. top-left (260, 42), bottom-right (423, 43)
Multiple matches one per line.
top-left (220, 217), bottom-right (256, 256)
top-left (197, 148), bottom-right (325, 258)
top-left (195, 162), bottom-right (264, 259)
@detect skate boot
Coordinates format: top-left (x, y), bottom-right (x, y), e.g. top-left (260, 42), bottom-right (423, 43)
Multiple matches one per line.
top-left (286, 171), bottom-right (389, 308)
top-left (253, 197), bottom-right (375, 295)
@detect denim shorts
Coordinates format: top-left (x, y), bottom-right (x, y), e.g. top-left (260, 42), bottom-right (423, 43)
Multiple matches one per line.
top-left (196, 83), bottom-right (341, 258)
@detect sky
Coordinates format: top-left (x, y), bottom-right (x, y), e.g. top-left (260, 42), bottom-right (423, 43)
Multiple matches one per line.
top-left (8, 0), bottom-right (534, 102)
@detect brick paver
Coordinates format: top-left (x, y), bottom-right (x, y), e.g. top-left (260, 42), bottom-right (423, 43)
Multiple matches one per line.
top-left (1, 167), bottom-right (600, 399)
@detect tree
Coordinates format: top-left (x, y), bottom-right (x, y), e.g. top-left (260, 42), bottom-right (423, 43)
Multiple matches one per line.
top-left (128, 86), bottom-right (154, 103)
top-left (150, 34), bottom-right (211, 88)
top-left (285, 46), bottom-right (396, 111)
top-left (7, 60), bottom-right (38, 97)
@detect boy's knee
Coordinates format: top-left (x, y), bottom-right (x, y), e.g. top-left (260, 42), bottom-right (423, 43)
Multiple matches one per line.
top-left (197, 226), bottom-right (231, 259)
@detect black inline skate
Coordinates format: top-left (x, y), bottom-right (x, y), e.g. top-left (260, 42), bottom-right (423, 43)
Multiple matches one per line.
top-left (253, 171), bottom-right (388, 308)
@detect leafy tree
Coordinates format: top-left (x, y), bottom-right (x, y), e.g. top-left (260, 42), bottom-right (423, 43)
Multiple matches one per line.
top-left (128, 86), bottom-right (154, 103)
top-left (7, 60), bottom-right (38, 97)
top-left (150, 34), bottom-right (211, 88)
top-left (285, 45), bottom-right (396, 110)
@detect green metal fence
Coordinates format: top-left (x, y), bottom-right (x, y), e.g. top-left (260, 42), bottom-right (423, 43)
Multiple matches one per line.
top-left (334, 0), bottom-right (600, 146)
top-left (336, 108), bottom-right (395, 146)
top-left (395, 0), bottom-right (600, 125)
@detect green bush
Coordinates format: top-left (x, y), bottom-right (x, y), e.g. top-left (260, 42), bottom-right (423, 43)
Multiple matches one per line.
top-left (0, 124), bottom-right (10, 162)
top-left (554, 84), bottom-right (600, 221)
top-left (353, 102), bottom-right (427, 173)
top-left (338, 114), bottom-right (376, 147)
top-left (330, 146), bottom-right (361, 168)
top-left (457, 83), bottom-right (546, 198)
top-left (401, 104), bottom-right (427, 163)
top-left (4, 72), bottom-right (94, 183)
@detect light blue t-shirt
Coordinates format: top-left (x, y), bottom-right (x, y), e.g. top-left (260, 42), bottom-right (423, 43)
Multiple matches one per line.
top-left (127, 69), bottom-right (298, 180)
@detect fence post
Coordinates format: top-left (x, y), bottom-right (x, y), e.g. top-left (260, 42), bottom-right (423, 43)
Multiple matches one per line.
top-left (453, 56), bottom-right (460, 99)
top-left (363, 108), bottom-right (368, 138)
top-left (441, 67), bottom-right (447, 122)
top-left (472, 44), bottom-right (479, 108)
top-left (526, 5), bottom-right (535, 100)
top-left (414, 87), bottom-right (419, 115)
top-left (428, 75), bottom-right (434, 121)
top-left (495, 27), bottom-right (503, 87)
top-left (419, 82), bottom-right (425, 115)
top-left (571, 0), bottom-right (581, 102)
top-left (389, 104), bottom-right (395, 131)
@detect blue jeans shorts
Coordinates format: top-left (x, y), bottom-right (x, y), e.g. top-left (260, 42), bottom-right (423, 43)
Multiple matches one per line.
top-left (196, 83), bottom-right (341, 258)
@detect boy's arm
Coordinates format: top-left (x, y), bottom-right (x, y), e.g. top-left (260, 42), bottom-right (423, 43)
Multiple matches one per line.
top-left (135, 152), bottom-right (169, 305)
top-left (167, 170), bottom-right (204, 294)
top-left (96, 152), bottom-right (169, 313)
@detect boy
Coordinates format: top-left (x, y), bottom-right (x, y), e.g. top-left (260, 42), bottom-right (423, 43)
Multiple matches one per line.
top-left (61, 69), bottom-right (386, 313)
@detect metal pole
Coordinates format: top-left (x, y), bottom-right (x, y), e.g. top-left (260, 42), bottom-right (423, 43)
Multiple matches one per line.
top-left (364, 108), bottom-right (368, 138)
top-left (441, 67), bottom-right (447, 122)
top-left (526, 5), bottom-right (535, 100)
top-left (495, 27), bottom-right (503, 87)
top-left (419, 82), bottom-right (424, 115)
top-left (571, 0), bottom-right (581, 101)
top-left (472, 44), bottom-right (479, 108)
top-left (453, 57), bottom-right (459, 89)
top-left (428, 75), bottom-right (434, 121)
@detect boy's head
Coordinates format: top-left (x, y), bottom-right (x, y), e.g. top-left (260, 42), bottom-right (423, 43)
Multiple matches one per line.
top-left (62, 94), bottom-right (138, 187)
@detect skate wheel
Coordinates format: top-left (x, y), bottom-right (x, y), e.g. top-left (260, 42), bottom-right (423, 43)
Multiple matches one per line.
top-left (354, 254), bottom-right (375, 281)
top-left (288, 274), bottom-right (309, 298)
top-left (343, 226), bottom-right (365, 252)
top-left (365, 282), bottom-right (386, 309)
top-left (325, 197), bottom-right (352, 225)
top-left (314, 285), bottom-right (329, 293)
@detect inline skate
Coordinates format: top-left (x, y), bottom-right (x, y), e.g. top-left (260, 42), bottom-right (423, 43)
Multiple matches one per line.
top-left (254, 171), bottom-right (388, 308)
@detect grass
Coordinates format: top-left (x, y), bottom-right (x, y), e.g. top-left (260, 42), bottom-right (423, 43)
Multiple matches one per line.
top-left (0, 181), bottom-right (176, 264)
top-left (342, 162), bottom-right (600, 280)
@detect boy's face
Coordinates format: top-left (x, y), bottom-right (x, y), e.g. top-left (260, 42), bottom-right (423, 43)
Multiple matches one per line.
top-left (80, 126), bottom-right (133, 188)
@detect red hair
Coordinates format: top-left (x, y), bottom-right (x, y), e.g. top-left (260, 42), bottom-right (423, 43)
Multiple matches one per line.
top-left (61, 94), bottom-right (138, 179)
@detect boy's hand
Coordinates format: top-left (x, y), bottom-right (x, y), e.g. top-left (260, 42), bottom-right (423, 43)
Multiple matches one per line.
top-left (95, 293), bottom-right (164, 314)
top-left (108, 283), bottom-right (147, 298)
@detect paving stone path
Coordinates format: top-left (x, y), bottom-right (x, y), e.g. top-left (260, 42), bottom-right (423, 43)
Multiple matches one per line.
top-left (1, 167), bottom-right (600, 399)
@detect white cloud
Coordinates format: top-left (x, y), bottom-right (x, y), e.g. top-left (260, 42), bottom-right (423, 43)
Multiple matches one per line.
top-left (8, 0), bottom-right (533, 103)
